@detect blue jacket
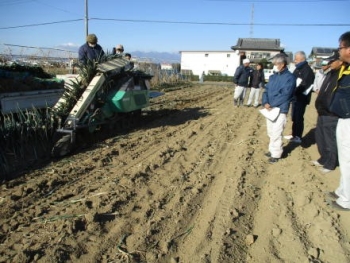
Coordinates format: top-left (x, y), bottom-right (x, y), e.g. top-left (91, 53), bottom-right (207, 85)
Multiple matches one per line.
top-left (262, 67), bottom-right (296, 114)
top-left (233, 65), bottom-right (253, 86)
top-left (78, 43), bottom-right (105, 64)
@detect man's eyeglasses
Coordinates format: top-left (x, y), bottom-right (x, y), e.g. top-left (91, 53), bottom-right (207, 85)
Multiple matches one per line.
top-left (338, 46), bottom-right (348, 51)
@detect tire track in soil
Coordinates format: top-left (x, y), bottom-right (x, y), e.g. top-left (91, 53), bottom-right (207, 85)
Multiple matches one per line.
top-left (72, 84), bottom-right (238, 262)
top-left (166, 106), bottom-right (263, 263)
top-left (1, 84), bottom-right (232, 263)
top-left (244, 103), bottom-right (350, 263)
top-left (0, 85), bottom-right (270, 263)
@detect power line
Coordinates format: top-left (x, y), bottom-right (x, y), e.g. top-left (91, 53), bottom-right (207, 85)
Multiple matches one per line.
top-left (90, 18), bottom-right (350, 27)
top-left (3, 43), bottom-right (76, 53)
top-left (31, 0), bottom-right (81, 16)
top-left (0, 0), bottom-right (32, 6)
top-left (0, 19), bottom-right (83, 29)
top-left (0, 17), bottom-right (349, 30)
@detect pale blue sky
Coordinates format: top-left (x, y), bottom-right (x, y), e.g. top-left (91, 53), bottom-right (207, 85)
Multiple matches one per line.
top-left (0, 0), bottom-right (349, 57)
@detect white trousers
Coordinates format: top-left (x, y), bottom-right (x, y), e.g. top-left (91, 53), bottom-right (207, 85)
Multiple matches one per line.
top-left (266, 113), bottom-right (287, 159)
top-left (335, 118), bottom-right (350, 209)
top-left (247, 87), bottom-right (261, 106)
top-left (233, 85), bottom-right (247, 101)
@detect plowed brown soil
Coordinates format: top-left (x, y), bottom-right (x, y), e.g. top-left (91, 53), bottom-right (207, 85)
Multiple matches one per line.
top-left (1, 82), bottom-right (350, 263)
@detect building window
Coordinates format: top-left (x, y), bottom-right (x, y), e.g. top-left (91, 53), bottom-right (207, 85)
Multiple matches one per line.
top-left (227, 54), bottom-right (230, 58)
top-left (205, 54), bottom-right (208, 57)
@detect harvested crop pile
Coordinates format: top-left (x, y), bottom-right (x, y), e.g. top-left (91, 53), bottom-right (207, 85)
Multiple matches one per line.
top-left (0, 63), bottom-right (64, 93)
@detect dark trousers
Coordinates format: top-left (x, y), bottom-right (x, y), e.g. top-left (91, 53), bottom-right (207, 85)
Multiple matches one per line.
top-left (315, 115), bottom-right (339, 170)
top-left (292, 100), bottom-right (307, 138)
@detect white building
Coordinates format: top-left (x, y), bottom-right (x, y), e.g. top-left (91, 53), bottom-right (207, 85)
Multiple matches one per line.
top-left (160, 63), bottom-right (173, 70)
top-left (179, 51), bottom-right (240, 77)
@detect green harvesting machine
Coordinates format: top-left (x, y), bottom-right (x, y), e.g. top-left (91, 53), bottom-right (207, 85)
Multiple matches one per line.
top-left (51, 57), bottom-right (153, 157)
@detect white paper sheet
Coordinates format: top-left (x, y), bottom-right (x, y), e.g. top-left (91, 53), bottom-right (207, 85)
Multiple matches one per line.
top-left (302, 84), bottom-right (314, 95)
top-left (296, 77), bottom-right (302, 87)
top-left (259, 107), bottom-right (280, 122)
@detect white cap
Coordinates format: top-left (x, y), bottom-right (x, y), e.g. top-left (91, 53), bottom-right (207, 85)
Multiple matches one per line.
top-left (116, 44), bottom-right (124, 51)
top-left (243, 58), bottom-right (250, 64)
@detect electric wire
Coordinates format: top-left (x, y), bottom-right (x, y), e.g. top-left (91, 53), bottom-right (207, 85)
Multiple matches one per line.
top-left (0, 17), bottom-right (349, 30)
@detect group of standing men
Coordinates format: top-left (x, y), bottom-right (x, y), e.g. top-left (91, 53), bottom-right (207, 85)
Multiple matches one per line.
top-left (233, 59), bottom-right (265, 108)
top-left (232, 31), bottom-right (350, 211)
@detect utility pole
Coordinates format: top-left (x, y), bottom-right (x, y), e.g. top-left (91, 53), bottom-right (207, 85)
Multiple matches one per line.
top-left (85, 0), bottom-right (88, 37)
top-left (250, 3), bottom-right (254, 38)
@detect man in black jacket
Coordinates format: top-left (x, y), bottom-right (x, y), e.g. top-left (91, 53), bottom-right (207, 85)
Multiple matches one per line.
top-left (288, 51), bottom-right (315, 143)
top-left (233, 59), bottom-right (253, 107)
top-left (326, 31), bottom-right (350, 211)
top-left (312, 53), bottom-right (342, 174)
top-left (246, 63), bottom-right (265, 107)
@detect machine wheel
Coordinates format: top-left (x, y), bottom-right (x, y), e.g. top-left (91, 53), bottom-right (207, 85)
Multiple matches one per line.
top-left (51, 134), bottom-right (74, 158)
top-left (121, 113), bottom-right (132, 130)
top-left (130, 109), bottom-right (142, 127)
top-left (105, 113), bottom-right (121, 135)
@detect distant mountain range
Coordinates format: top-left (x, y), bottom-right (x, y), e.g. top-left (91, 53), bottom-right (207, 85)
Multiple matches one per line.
top-left (2, 50), bottom-right (181, 65)
top-left (130, 51), bottom-right (181, 64)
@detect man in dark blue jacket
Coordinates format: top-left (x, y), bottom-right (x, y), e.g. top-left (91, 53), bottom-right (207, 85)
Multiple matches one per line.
top-left (233, 58), bottom-right (253, 107)
top-left (262, 54), bottom-right (296, 163)
top-left (78, 34), bottom-right (105, 65)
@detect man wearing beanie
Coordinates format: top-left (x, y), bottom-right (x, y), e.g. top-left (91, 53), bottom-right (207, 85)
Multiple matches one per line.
top-left (78, 33), bottom-right (105, 64)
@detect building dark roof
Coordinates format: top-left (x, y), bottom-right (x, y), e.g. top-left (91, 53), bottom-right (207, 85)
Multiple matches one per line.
top-left (268, 51), bottom-right (293, 64)
top-left (231, 38), bottom-right (283, 51)
top-left (310, 47), bottom-right (337, 57)
top-left (180, 69), bottom-right (193, 75)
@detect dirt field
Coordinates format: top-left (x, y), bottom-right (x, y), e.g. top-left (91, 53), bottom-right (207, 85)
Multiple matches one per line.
top-left (1, 82), bottom-right (350, 263)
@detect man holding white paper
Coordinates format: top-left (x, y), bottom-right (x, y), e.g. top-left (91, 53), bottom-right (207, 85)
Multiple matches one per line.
top-left (288, 51), bottom-right (315, 144)
top-left (262, 54), bottom-right (296, 163)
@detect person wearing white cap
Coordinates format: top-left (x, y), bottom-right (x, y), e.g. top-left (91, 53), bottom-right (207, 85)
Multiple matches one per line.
top-left (312, 59), bottom-right (331, 94)
top-left (112, 44), bottom-right (124, 55)
top-left (233, 58), bottom-right (253, 106)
